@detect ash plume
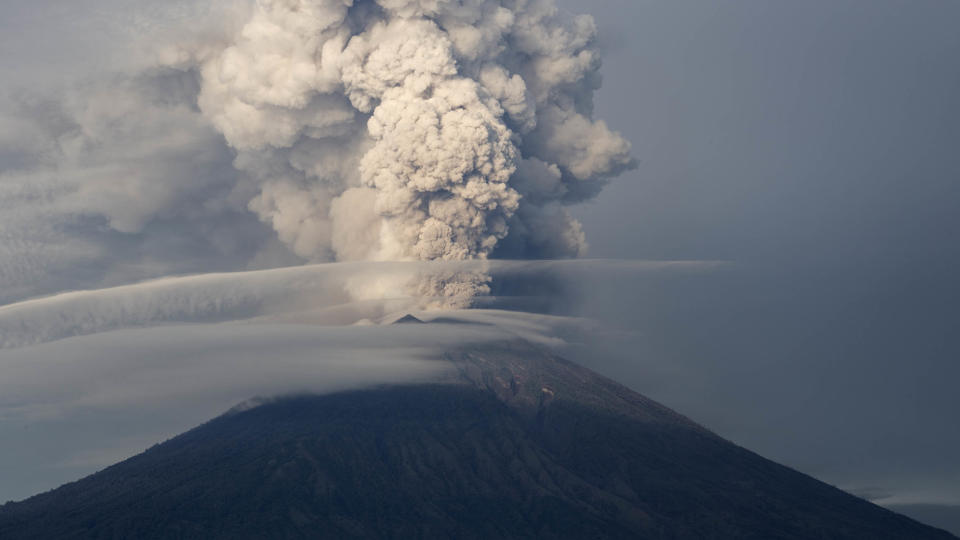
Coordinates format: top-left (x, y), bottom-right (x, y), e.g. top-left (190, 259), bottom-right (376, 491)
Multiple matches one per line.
top-left (191, 0), bottom-right (633, 306)
top-left (0, 0), bottom-right (633, 308)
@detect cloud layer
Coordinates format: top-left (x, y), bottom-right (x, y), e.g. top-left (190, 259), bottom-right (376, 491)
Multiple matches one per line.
top-left (0, 258), bottom-right (622, 503)
top-left (0, 322), bottom-right (464, 504)
top-left (0, 259), bottom-right (713, 349)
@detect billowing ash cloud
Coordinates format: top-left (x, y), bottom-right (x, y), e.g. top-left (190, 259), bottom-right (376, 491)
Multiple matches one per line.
top-left (0, 0), bottom-right (632, 308)
top-left (189, 0), bottom-right (633, 304)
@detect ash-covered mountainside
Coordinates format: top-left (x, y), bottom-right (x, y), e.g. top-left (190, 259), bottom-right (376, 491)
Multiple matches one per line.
top-left (0, 341), bottom-right (953, 540)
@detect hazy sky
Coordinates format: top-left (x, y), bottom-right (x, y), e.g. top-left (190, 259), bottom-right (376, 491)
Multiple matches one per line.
top-left (561, 0), bottom-right (960, 511)
top-left (0, 0), bottom-right (958, 525)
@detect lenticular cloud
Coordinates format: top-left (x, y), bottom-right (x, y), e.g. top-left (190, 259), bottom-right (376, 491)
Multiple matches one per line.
top-left (187, 0), bottom-right (633, 306)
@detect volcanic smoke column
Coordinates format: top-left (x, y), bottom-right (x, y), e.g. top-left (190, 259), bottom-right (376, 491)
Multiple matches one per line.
top-left (197, 0), bottom-right (633, 306)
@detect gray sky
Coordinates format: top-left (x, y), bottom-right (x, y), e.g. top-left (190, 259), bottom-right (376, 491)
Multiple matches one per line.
top-left (0, 0), bottom-right (958, 525)
top-left (562, 0), bottom-right (960, 510)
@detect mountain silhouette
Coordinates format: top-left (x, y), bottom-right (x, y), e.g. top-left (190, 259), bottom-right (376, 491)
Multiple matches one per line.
top-left (392, 314), bottom-right (427, 325)
top-left (0, 340), bottom-right (953, 539)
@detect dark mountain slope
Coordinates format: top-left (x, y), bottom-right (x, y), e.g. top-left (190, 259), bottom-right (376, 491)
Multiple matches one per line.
top-left (0, 341), bottom-right (953, 539)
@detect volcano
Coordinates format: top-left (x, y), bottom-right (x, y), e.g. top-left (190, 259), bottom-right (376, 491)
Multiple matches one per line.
top-left (0, 341), bottom-right (953, 539)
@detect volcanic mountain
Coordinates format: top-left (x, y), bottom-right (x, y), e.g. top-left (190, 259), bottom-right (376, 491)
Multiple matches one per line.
top-left (0, 340), bottom-right (953, 539)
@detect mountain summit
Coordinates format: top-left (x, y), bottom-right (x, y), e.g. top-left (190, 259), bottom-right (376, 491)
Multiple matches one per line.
top-left (0, 341), bottom-right (953, 539)
top-left (392, 314), bottom-right (427, 325)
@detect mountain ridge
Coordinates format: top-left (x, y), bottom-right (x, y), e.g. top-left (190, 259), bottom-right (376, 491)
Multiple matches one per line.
top-left (0, 340), bottom-right (954, 539)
